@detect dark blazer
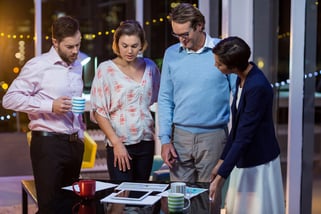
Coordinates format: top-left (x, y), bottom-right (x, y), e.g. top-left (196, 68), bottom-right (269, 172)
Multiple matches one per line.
top-left (218, 63), bottom-right (280, 179)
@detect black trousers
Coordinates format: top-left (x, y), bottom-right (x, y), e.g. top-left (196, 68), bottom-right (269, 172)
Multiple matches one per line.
top-left (30, 133), bottom-right (84, 214)
top-left (107, 140), bottom-right (155, 182)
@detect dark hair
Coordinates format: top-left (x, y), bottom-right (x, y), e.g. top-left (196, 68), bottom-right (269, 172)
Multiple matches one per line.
top-left (212, 36), bottom-right (251, 71)
top-left (112, 20), bottom-right (148, 56)
top-left (52, 16), bottom-right (80, 42)
top-left (170, 3), bottom-right (205, 31)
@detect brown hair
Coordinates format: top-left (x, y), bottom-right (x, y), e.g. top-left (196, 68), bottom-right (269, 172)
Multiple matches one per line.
top-left (52, 16), bottom-right (80, 42)
top-left (212, 36), bottom-right (251, 71)
top-left (112, 20), bottom-right (148, 56)
top-left (170, 3), bottom-right (205, 31)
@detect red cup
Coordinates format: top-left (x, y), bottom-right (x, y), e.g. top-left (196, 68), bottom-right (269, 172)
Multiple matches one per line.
top-left (72, 179), bottom-right (96, 198)
top-left (72, 201), bottom-right (96, 214)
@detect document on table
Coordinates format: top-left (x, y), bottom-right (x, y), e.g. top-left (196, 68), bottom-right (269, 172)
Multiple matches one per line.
top-left (157, 187), bottom-right (207, 199)
top-left (62, 181), bottom-right (118, 192)
top-left (101, 193), bottom-right (162, 206)
top-left (115, 182), bottom-right (169, 192)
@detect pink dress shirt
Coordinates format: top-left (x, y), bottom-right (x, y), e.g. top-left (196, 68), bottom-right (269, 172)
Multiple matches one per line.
top-left (2, 47), bottom-right (85, 138)
top-left (90, 58), bottom-right (160, 146)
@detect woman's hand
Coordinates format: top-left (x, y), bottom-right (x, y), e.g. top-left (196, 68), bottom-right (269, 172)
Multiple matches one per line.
top-left (112, 139), bottom-right (132, 171)
top-left (209, 174), bottom-right (225, 202)
top-left (209, 159), bottom-right (225, 202)
top-left (93, 112), bottom-right (132, 172)
top-left (210, 159), bottom-right (224, 182)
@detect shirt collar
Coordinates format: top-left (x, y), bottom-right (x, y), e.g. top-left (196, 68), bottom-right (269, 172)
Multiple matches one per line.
top-left (179, 33), bottom-right (214, 54)
top-left (48, 46), bottom-right (79, 68)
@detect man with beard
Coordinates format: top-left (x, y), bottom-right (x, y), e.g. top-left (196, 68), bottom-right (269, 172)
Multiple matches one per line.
top-left (2, 16), bottom-right (84, 214)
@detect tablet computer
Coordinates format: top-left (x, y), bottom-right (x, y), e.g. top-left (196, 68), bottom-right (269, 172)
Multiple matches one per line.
top-left (112, 190), bottom-right (151, 201)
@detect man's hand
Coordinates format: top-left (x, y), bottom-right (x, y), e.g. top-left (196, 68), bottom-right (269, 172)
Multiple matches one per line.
top-left (52, 96), bottom-right (72, 115)
top-left (161, 143), bottom-right (177, 168)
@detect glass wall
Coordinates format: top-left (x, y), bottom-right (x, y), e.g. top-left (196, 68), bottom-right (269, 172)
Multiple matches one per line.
top-left (0, 0), bottom-right (321, 212)
top-left (0, 0), bottom-right (320, 149)
top-left (0, 0), bottom-right (34, 131)
top-left (0, 0), bottom-right (199, 131)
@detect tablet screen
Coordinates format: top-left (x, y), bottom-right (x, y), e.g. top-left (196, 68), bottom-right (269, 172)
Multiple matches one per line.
top-left (112, 190), bottom-right (151, 201)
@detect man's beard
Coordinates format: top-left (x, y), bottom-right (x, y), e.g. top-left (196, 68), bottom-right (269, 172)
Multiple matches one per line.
top-left (57, 48), bottom-right (77, 65)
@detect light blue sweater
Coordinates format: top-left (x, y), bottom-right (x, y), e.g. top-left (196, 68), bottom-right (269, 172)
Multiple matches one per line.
top-left (158, 35), bottom-right (236, 144)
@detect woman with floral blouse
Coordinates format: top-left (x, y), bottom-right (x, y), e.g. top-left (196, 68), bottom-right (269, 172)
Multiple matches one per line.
top-left (90, 20), bottom-right (160, 181)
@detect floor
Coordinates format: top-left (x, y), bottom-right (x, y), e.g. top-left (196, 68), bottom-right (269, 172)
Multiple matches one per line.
top-left (0, 131), bottom-right (109, 213)
top-left (0, 132), bottom-right (320, 213)
top-left (0, 175), bottom-right (37, 213)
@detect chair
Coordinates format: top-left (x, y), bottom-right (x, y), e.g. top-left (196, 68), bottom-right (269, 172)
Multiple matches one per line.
top-left (150, 155), bottom-right (164, 175)
top-left (26, 131), bottom-right (97, 169)
top-left (81, 131), bottom-right (97, 168)
top-left (150, 155), bottom-right (170, 181)
top-left (21, 179), bottom-right (37, 214)
top-left (26, 131), bottom-right (32, 146)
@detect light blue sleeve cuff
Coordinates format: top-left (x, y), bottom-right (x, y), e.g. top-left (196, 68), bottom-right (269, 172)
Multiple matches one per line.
top-left (160, 135), bottom-right (171, 145)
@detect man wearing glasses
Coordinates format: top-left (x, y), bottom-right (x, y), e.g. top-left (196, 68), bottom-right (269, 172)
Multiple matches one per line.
top-left (158, 3), bottom-right (236, 212)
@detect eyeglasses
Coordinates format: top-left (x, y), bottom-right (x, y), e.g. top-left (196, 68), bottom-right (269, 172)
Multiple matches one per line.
top-left (171, 28), bottom-right (193, 39)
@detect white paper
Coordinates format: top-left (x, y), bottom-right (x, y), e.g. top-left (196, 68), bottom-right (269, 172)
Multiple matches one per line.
top-left (157, 187), bottom-right (207, 199)
top-left (62, 181), bottom-right (118, 192)
top-left (101, 193), bottom-right (161, 205)
top-left (115, 182), bottom-right (169, 192)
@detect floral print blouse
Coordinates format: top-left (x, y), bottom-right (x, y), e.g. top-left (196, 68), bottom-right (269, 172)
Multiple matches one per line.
top-left (90, 58), bottom-right (160, 146)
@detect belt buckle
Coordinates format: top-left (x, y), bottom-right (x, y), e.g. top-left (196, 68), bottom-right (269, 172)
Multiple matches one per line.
top-left (69, 133), bottom-right (78, 142)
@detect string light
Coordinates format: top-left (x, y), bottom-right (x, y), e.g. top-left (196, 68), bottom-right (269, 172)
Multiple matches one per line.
top-left (0, 13), bottom-right (314, 112)
top-left (0, 15), bottom-right (291, 42)
top-left (271, 70), bottom-right (321, 88)
top-left (0, 112), bottom-right (16, 122)
top-left (12, 67), bottom-right (20, 74)
top-left (1, 81), bottom-right (8, 90)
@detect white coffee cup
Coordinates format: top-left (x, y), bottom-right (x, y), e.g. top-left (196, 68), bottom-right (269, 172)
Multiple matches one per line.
top-left (170, 182), bottom-right (186, 196)
top-left (72, 96), bottom-right (86, 114)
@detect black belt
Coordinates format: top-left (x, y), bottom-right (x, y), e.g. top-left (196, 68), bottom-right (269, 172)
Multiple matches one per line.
top-left (32, 131), bottom-right (79, 142)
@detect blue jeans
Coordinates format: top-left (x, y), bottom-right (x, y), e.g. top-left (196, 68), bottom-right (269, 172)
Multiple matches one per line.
top-left (106, 140), bottom-right (155, 181)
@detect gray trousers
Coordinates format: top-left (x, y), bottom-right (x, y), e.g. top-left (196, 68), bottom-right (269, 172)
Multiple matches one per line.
top-left (170, 127), bottom-right (227, 214)
top-left (170, 127), bottom-right (227, 183)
